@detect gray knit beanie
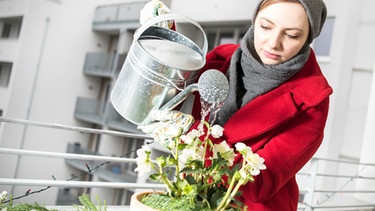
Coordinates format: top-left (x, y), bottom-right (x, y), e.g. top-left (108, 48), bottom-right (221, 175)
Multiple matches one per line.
top-left (252, 0), bottom-right (327, 43)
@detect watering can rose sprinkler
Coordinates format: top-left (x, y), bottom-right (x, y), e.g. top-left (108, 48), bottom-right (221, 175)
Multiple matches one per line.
top-left (111, 13), bottom-right (229, 128)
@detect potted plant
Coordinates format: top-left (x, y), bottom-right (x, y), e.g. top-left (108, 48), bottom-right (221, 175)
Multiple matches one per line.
top-left (132, 111), bottom-right (266, 211)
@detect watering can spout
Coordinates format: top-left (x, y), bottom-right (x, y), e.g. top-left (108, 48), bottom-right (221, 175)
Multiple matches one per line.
top-left (160, 83), bottom-right (198, 111)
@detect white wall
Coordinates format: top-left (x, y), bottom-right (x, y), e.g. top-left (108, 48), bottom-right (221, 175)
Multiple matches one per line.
top-left (171, 0), bottom-right (255, 23)
top-left (324, 0), bottom-right (375, 162)
top-left (0, 0), bottom-right (137, 204)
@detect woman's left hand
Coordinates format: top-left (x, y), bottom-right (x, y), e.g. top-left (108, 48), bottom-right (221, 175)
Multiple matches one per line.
top-left (138, 110), bottom-right (195, 143)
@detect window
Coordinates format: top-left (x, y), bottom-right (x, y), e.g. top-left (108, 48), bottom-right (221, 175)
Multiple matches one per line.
top-left (0, 16), bottom-right (23, 39)
top-left (0, 62), bottom-right (12, 87)
top-left (313, 17), bottom-right (335, 57)
top-left (1, 23), bottom-right (11, 38)
top-left (204, 24), bottom-right (249, 51)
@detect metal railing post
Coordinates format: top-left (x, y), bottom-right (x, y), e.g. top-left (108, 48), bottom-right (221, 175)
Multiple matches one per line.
top-left (303, 158), bottom-right (319, 211)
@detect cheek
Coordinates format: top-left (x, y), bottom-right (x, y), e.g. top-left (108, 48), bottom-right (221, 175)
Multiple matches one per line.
top-left (253, 31), bottom-right (265, 53)
top-left (284, 43), bottom-right (305, 60)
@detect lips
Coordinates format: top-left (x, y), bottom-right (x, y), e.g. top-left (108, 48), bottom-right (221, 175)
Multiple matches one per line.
top-left (263, 49), bottom-right (281, 60)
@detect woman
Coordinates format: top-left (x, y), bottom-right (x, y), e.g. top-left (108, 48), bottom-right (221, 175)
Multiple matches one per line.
top-left (140, 0), bottom-right (332, 209)
top-left (188, 0), bottom-right (332, 210)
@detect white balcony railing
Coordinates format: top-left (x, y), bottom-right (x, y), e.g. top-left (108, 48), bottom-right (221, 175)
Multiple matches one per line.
top-left (1, 116), bottom-right (375, 211)
top-left (0, 147), bottom-right (163, 190)
top-left (297, 157), bottom-right (375, 211)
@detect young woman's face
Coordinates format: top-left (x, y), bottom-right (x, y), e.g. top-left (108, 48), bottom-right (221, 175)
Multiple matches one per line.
top-left (254, 2), bottom-right (309, 65)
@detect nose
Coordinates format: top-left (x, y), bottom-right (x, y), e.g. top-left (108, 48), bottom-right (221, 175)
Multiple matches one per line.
top-left (268, 32), bottom-right (282, 50)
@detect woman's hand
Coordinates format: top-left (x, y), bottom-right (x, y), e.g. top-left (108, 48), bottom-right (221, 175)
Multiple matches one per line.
top-left (138, 110), bottom-right (195, 143)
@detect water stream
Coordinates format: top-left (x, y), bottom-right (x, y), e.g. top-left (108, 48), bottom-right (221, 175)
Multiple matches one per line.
top-left (198, 99), bottom-right (224, 133)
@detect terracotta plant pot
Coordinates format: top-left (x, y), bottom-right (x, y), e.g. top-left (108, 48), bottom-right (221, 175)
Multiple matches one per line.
top-left (129, 191), bottom-right (160, 211)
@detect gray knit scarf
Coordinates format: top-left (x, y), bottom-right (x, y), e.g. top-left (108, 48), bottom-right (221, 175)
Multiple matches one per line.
top-left (212, 26), bottom-right (311, 126)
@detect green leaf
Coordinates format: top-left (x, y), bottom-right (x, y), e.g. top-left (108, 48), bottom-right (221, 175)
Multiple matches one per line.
top-left (209, 189), bottom-right (224, 209)
top-left (177, 143), bottom-right (188, 151)
top-left (185, 160), bottom-right (204, 169)
top-left (166, 156), bottom-right (177, 166)
top-left (184, 175), bottom-right (197, 185)
top-left (211, 155), bottom-right (228, 171)
top-left (75, 194), bottom-right (107, 211)
top-left (175, 179), bottom-right (197, 198)
top-left (180, 167), bottom-right (204, 174)
top-left (156, 156), bottom-right (167, 168)
top-left (149, 173), bottom-right (162, 181)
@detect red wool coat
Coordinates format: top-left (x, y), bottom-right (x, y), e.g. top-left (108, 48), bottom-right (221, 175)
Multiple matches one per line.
top-left (190, 44), bottom-right (333, 210)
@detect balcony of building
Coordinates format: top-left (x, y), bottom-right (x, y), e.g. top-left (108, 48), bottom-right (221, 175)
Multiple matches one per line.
top-left (0, 61), bottom-right (12, 88)
top-left (83, 52), bottom-right (126, 78)
top-left (0, 16), bottom-right (22, 59)
top-left (74, 97), bottom-right (106, 125)
top-left (0, 16), bottom-right (23, 39)
top-left (91, 1), bottom-right (149, 34)
top-left (74, 97), bottom-right (141, 134)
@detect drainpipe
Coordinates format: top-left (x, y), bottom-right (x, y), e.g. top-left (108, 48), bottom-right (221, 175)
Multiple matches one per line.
top-left (12, 17), bottom-right (50, 193)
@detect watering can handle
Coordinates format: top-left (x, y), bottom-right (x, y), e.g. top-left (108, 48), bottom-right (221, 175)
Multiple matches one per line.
top-left (133, 13), bottom-right (208, 55)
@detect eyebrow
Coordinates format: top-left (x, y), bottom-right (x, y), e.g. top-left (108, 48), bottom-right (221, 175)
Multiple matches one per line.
top-left (259, 17), bottom-right (305, 32)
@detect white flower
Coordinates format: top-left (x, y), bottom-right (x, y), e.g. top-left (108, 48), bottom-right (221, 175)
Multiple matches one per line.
top-left (246, 153), bottom-right (266, 176)
top-left (137, 145), bottom-right (151, 157)
top-left (234, 143), bottom-right (266, 175)
top-left (139, 122), bottom-right (182, 146)
top-left (167, 137), bottom-right (181, 152)
top-left (213, 141), bottom-right (228, 157)
top-left (235, 142), bottom-right (247, 152)
top-left (180, 129), bottom-right (201, 145)
top-left (0, 190), bottom-right (7, 202)
top-left (213, 141), bottom-right (235, 166)
top-left (156, 123), bottom-right (182, 141)
top-left (235, 143), bottom-right (254, 162)
top-left (134, 145), bottom-right (152, 174)
top-left (211, 125), bottom-right (224, 138)
top-left (179, 148), bottom-right (194, 165)
top-left (168, 124), bottom-right (183, 138)
top-left (194, 145), bottom-right (206, 160)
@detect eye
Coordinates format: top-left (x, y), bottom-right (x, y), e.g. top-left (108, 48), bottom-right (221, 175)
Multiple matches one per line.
top-left (261, 25), bottom-right (271, 30)
top-left (285, 33), bottom-right (299, 39)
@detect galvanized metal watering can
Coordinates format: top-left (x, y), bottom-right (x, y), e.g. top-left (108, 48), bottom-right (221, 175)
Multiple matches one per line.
top-left (111, 14), bottom-right (208, 126)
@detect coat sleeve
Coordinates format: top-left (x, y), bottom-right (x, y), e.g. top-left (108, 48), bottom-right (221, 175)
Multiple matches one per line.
top-left (241, 97), bottom-right (330, 203)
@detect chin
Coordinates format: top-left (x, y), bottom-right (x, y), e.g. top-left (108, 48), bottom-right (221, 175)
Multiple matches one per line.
top-left (261, 58), bottom-right (282, 65)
